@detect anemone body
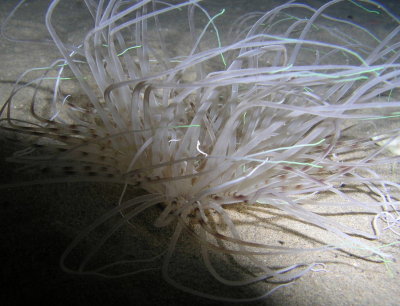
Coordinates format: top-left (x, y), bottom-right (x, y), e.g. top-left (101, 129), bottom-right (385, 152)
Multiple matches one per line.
top-left (1, 0), bottom-right (400, 301)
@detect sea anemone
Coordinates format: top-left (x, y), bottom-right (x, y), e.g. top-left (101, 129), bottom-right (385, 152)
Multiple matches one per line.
top-left (1, 0), bottom-right (400, 302)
